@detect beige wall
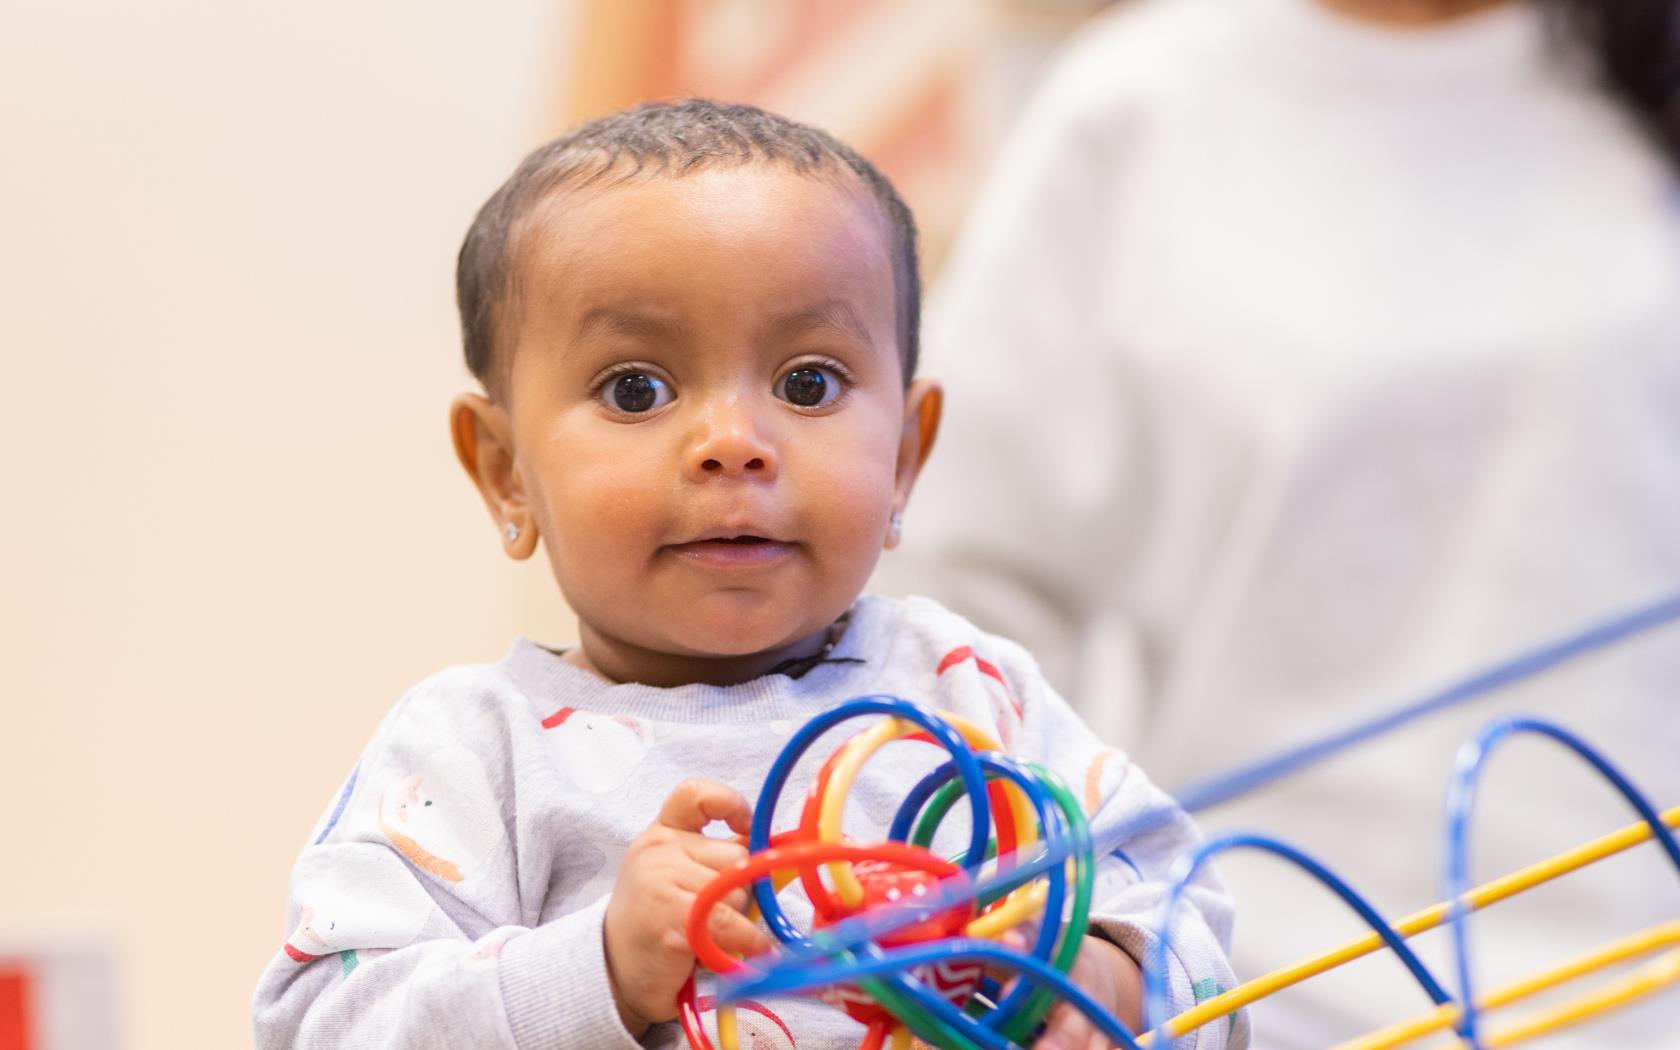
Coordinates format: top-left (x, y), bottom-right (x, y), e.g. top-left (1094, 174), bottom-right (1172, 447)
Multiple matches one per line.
top-left (0, 3), bottom-right (577, 1046)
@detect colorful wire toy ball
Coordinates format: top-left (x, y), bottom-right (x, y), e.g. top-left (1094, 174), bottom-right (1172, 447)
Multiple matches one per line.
top-left (681, 704), bottom-right (1680, 1050)
top-left (671, 595), bottom-right (1680, 1050)
top-left (678, 695), bottom-right (1139, 1050)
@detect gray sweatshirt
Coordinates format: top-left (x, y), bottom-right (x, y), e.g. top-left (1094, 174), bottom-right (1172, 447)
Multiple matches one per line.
top-left (252, 595), bottom-right (1245, 1049)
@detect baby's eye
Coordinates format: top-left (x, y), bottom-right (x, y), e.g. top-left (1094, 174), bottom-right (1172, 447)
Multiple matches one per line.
top-left (604, 372), bottom-right (673, 414)
top-left (775, 366), bottom-right (843, 408)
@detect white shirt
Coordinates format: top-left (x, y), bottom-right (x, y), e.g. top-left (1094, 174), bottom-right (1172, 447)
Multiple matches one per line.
top-left (878, 0), bottom-right (1680, 1044)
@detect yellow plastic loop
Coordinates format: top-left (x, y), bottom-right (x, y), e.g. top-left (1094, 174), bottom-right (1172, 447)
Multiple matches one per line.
top-left (1331, 921), bottom-right (1680, 1050)
top-left (1474, 946), bottom-right (1680, 1048)
top-left (717, 1002), bottom-right (740, 1050)
top-left (716, 867), bottom-right (799, 1050)
top-left (818, 711), bottom-right (1034, 910)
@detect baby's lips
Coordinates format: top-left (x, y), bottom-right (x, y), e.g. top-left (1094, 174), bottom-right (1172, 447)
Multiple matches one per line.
top-left (678, 530), bottom-right (790, 545)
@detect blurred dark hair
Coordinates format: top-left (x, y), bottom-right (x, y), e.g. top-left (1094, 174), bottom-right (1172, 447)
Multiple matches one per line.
top-left (457, 99), bottom-right (921, 397)
top-left (1541, 0), bottom-right (1680, 164)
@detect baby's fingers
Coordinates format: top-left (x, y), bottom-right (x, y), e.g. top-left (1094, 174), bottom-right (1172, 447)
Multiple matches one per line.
top-left (723, 884), bottom-right (755, 918)
top-left (679, 861), bottom-right (771, 954)
top-left (988, 928), bottom-right (1030, 977)
top-left (684, 833), bottom-right (751, 873)
top-left (1033, 1000), bottom-right (1106, 1050)
top-left (658, 778), bottom-right (755, 836)
top-left (673, 853), bottom-right (755, 914)
top-left (705, 900), bottom-right (775, 959)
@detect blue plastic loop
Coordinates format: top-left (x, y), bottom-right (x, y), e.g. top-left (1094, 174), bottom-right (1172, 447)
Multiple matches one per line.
top-left (1442, 716), bottom-right (1680, 1047)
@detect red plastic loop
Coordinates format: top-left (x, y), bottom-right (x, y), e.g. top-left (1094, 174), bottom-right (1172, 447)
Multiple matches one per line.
top-left (687, 839), bottom-right (967, 976)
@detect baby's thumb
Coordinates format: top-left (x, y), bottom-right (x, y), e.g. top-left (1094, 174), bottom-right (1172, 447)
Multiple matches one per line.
top-left (982, 928), bottom-right (1030, 988)
top-left (1032, 1002), bottom-right (1101, 1050)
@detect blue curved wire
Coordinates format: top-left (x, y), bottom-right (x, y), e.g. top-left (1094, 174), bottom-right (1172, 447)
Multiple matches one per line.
top-left (888, 762), bottom-right (961, 844)
top-left (730, 938), bottom-right (1144, 1050)
top-left (748, 696), bottom-right (992, 946)
top-left (867, 952), bottom-right (1018, 1050)
top-left (960, 755), bottom-right (1068, 1032)
top-left (1442, 716), bottom-right (1680, 1047)
top-left (882, 752), bottom-right (1070, 1029)
top-left (784, 807), bottom-right (1175, 970)
top-left (1172, 592), bottom-right (1680, 812)
top-left (1144, 832), bottom-right (1451, 1048)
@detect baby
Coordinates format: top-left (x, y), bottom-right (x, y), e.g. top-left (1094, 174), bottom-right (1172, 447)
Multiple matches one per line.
top-left (252, 100), bottom-right (1246, 1050)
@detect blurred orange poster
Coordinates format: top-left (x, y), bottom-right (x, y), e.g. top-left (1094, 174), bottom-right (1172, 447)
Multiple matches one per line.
top-left (559, 0), bottom-right (989, 270)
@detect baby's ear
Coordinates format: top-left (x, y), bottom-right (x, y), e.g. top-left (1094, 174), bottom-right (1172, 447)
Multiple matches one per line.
top-left (449, 393), bottom-right (536, 560)
top-left (894, 377), bottom-right (943, 498)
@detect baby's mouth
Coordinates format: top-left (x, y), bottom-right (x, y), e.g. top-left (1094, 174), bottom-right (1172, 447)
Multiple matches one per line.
top-left (668, 533), bottom-right (795, 566)
top-left (682, 535), bottom-right (779, 551)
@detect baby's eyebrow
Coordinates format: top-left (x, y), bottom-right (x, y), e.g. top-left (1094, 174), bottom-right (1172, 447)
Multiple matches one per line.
top-left (575, 307), bottom-right (684, 343)
top-left (770, 301), bottom-right (872, 346)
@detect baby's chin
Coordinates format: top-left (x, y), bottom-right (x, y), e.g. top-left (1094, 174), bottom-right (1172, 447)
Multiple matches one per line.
top-left (571, 620), bottom-right (834, 688)
top-left (599, 607), bottom-right (841, 666)
top-left (661, 617), bottom-right (833, 663)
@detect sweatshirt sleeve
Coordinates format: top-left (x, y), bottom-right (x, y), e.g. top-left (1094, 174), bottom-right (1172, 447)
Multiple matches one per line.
top-left (999, 639), bottom-right (1250, 1050)
top-left (251, 683), bottom-right (644, 1050)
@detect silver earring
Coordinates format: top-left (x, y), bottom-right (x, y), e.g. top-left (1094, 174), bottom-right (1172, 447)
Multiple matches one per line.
top-left (503, 522), bottom-right (521, 543)
top-left (888, 510), bottom-right (904, 541)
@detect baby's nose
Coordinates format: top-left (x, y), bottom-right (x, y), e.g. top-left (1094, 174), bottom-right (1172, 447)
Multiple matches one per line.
top-left (686, 402), bottom-right (778, 480)
top-left (701, 451), bottom-right (766, 474)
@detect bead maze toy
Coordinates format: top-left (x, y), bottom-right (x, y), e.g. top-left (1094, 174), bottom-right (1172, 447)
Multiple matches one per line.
top-left (679, 594), bottom-right (1680, 1049)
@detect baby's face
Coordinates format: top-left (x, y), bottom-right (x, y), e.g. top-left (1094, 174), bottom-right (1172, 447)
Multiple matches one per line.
top-left (500, 165), bottom-right (923, 680)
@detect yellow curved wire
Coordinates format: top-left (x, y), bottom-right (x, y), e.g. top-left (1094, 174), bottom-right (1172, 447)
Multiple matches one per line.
top-left (716, 1001), bottom-right (740, 1050)
top-left (1148, 804), bottom-right (1680, 1043)
top-left (1472, 945), bottom-right (1680, 1048)
top-left (821, 717), bottom-right (910, 904)
top-left (1331, 920), bottom-right (1680, 1049)
top-left (818, 711), bottom-right (1033, 907)
top-left (966, 876), bottom-right (1052, 940)
top-left (888, 1024), bottom-right (913, 1050)
top-left (716, 867), bottom-right (800, 1050)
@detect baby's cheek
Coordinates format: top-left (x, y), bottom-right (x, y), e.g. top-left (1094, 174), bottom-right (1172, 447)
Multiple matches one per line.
top-left (556, 474), bottom-right (660, 544)
top-left (810, 463), bottom-right (895, 537)
top-left (825, 426), bottom-right (900, 493)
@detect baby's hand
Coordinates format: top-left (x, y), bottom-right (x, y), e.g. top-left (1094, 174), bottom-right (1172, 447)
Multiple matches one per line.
top-left (603, 779), bottom-right (772, 1035)
top-left (1032, 933), bottom-right (1143, 1050)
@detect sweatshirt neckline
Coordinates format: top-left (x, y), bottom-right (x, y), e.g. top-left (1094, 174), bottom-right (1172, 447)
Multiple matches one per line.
top-left (501, 595), bottom-right (898, 724)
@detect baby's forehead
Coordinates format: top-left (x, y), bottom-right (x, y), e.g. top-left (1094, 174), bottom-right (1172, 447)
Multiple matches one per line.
top-left (513, 167), bottom-right (900, 323)
top-left (523, 163), bottom-right (890, 256)
top-left (569, 299), bottom-right (880, 355)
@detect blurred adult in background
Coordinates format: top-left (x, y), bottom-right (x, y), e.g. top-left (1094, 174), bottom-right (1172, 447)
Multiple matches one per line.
top-left (876, 0), bottom-right (1680, 1044)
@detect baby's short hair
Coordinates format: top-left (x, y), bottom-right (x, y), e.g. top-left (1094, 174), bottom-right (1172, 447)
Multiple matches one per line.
top-left (456, 99), bottom-right (922, 397)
